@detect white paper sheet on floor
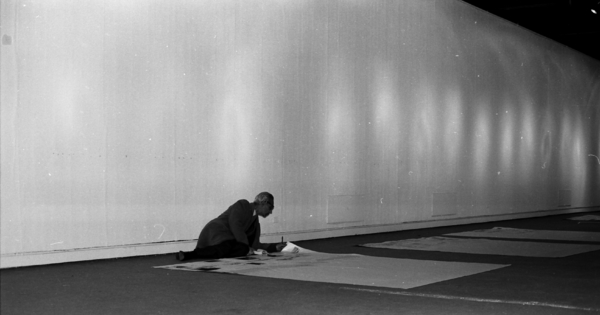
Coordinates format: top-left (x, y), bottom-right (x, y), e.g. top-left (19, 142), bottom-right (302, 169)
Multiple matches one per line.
top-left (155, 242), bottom-right (508, 289)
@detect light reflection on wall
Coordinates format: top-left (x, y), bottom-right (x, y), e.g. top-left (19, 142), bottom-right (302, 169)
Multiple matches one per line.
top-left (558, 107), bottom-right (574, 191)
top-left (499, 100), bottom-right (516, 180)
top-left (368, 59), bottom-right (403, 222)
top-left (325, 56), bottom-right (362, 195)
top-left (217, 52), bottom-right (262, 193)
top-left (472, 99), bottom-right (493, 184)
top-left (412, 81), bottom-right (437, 162)
top-left (539, 111), bottom-right (555, 171)
top-left (442, 88), bottom-right (464, 172)
top-left (517, 97), bottom-right (537, 184)
top-left (570, 114), bottom-right (588, 205)
top-left (371, 60), bottom-right (401, 154)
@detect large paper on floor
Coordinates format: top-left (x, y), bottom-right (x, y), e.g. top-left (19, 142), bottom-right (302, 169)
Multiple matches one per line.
top-left (446, 227), bottom-right (600, 242)
top-left (156, 243), bottom-right (507, 289)
top-left (360, 237), bottom-right (600, 257)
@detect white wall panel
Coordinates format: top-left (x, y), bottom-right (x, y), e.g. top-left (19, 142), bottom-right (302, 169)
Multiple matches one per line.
top-left (1, 0), bottom-right (599, 266)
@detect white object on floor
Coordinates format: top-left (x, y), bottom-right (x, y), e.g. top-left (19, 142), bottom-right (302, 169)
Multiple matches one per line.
top-left (280, 242), bottom-right (316, 253)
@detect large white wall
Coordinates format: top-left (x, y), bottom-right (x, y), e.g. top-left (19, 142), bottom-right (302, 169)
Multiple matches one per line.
top-left (2, 0), bottom-right (599, 268)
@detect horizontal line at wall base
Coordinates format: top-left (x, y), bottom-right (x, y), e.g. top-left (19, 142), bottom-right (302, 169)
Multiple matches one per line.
top-left (1, 207), bottom-right (597, 269)
top-left (0, 240), bottom-right (198, 270)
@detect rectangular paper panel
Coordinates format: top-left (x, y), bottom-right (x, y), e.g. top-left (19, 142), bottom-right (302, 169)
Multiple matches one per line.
top-left (155, 252), bottom-right (507, 290)
top-left (360, 237), bottom-right (600, 257)
top-left (446, 227), bottom-right (600, 242)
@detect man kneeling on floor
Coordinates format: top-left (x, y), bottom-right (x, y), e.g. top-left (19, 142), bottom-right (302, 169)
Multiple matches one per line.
top-left (176, 192), bottom-right (286, 261)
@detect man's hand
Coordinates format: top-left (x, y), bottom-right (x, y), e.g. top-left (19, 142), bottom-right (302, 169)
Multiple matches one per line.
top-left (253, 249), bottom-right (267, 255)
top-left (275, 242), bottom-right (287, 252)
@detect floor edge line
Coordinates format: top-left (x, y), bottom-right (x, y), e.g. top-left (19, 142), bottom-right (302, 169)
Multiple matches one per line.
top-left (339, 287), bottom-right (599, 312)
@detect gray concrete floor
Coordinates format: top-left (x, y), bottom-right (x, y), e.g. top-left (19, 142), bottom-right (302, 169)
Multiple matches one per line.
top-left (2, 211), bottom-right (599, 314)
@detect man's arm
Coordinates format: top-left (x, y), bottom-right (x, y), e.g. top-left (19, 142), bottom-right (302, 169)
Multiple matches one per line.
top-left (247, 223), bottom-right (282, 253)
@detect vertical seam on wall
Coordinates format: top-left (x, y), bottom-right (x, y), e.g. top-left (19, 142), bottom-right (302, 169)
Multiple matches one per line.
top-left (281, 2), bottom-right (286, 232)
top-left (12, 0), bottom-right (24, 253)
top-left (102, 0), bottom-right (109, 247)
